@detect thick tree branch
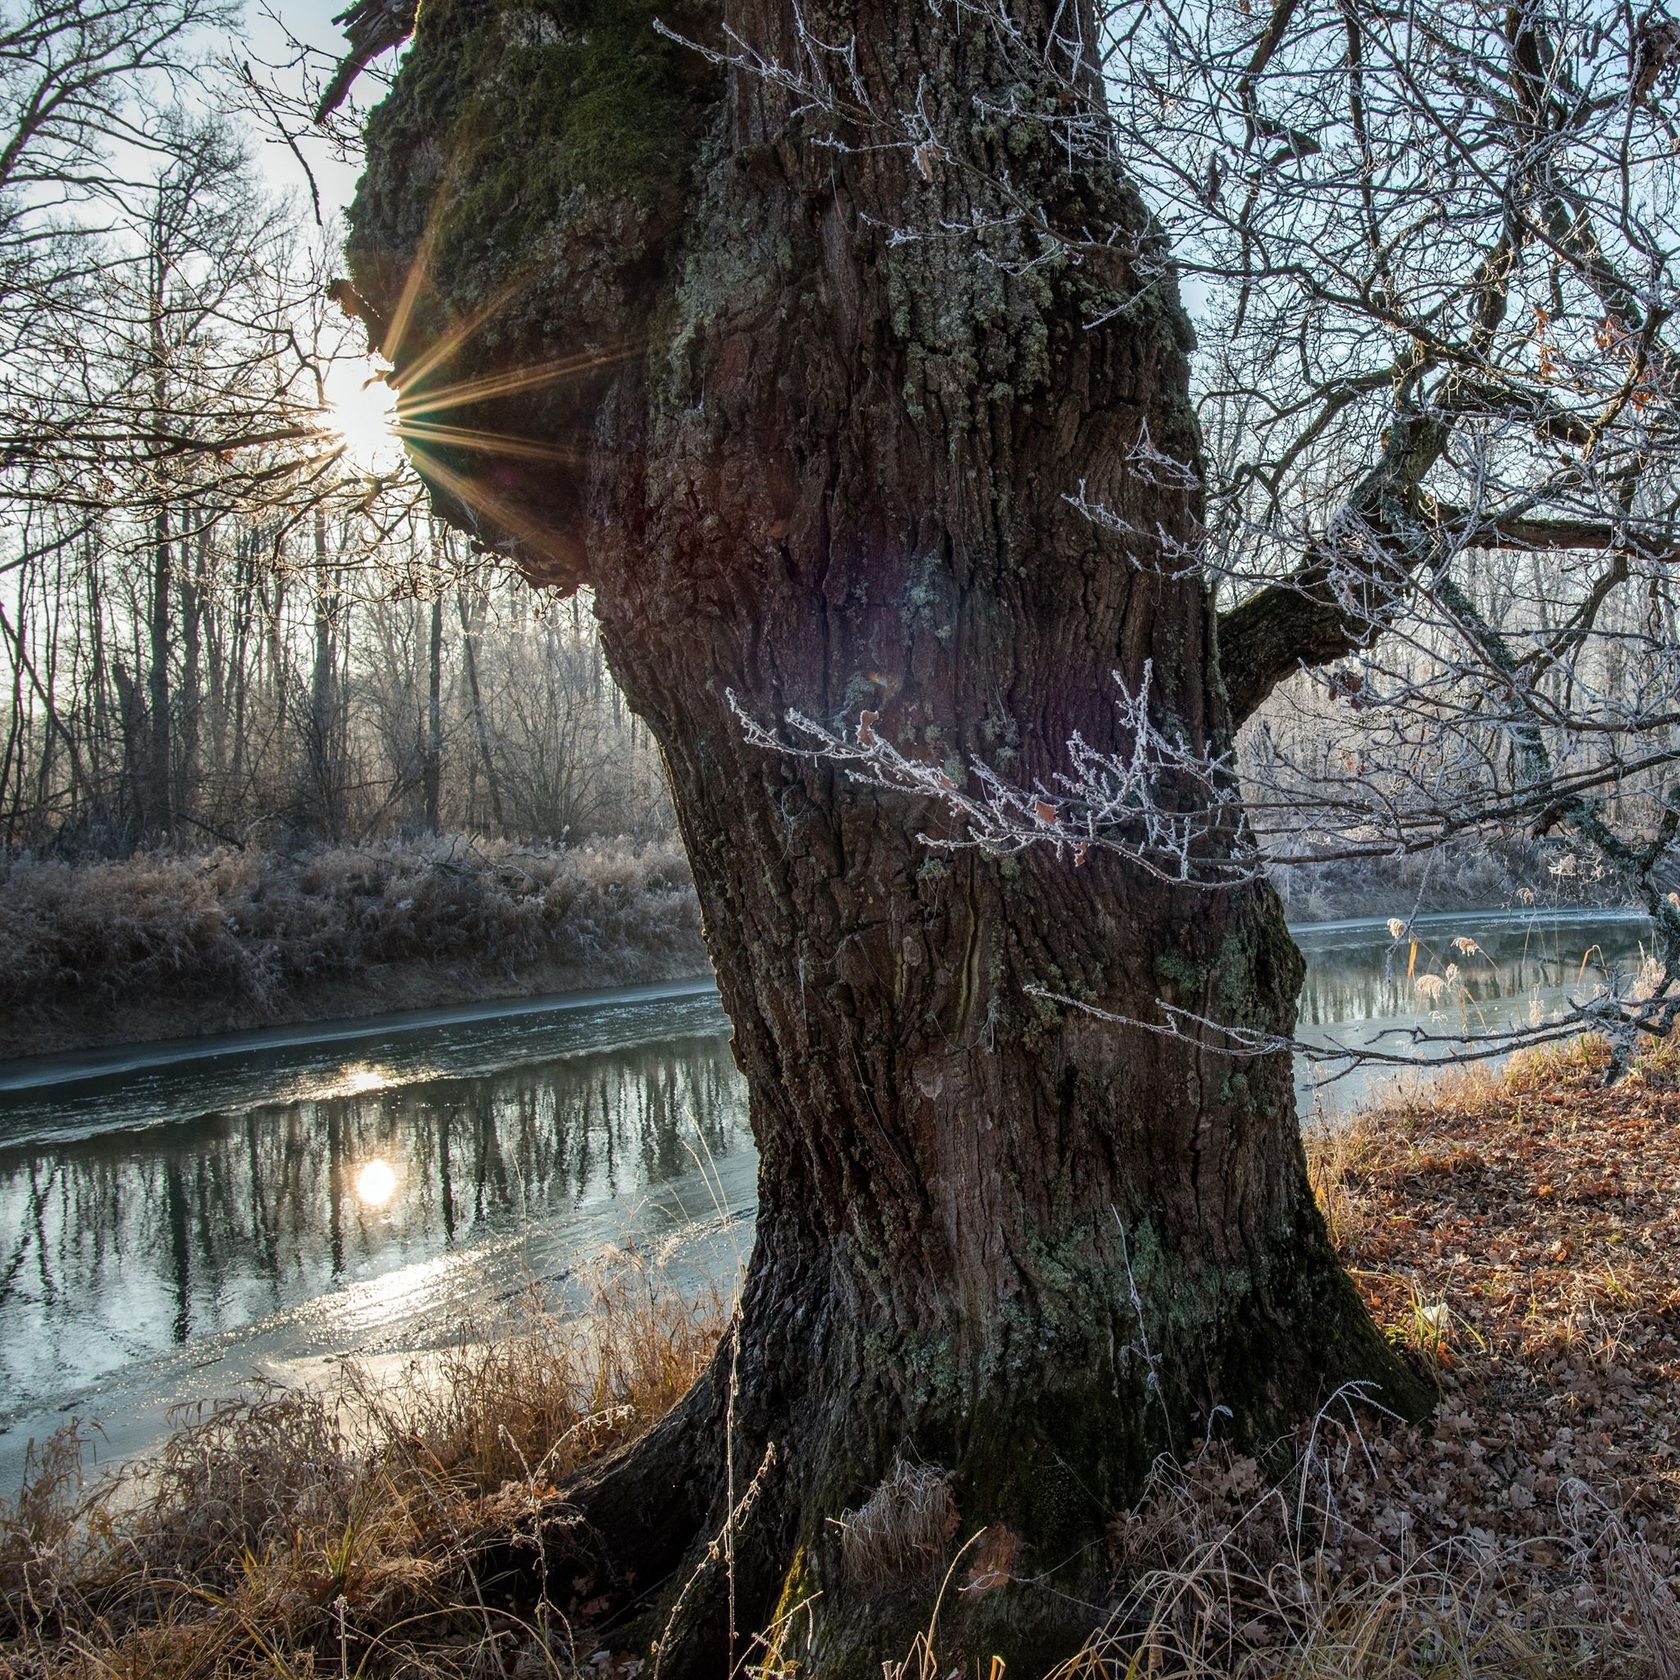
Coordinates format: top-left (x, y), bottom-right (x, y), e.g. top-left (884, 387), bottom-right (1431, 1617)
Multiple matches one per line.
top-left (314, 0), bottom-right (416, 122)
top-left (1217, 390), bottom-right (1449, 725)
top-left (1217, 510), bottom-right (1680, 726)
top-left (1217, 561), bottom-right (1371, 729)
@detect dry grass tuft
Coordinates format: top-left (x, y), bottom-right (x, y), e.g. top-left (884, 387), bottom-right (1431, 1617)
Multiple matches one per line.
top-left (834, 1458), bottom-right (959, 1586)
top-left (0, 1266), bottom-right (726, 1679)
top-left (1087, 1419), bottom-right (1680, 1677)
top-left (356, 1271), bottom-right (724, 1498)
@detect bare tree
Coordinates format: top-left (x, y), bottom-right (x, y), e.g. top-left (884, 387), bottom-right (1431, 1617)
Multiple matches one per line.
top-left (771, 0), bottom-right (1680, 1077)
top-left (0, 0), bottom-right (279, 499)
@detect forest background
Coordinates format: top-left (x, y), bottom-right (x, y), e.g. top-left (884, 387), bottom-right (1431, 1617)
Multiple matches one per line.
top-left (0, 0), bottom-right (1610, 1055)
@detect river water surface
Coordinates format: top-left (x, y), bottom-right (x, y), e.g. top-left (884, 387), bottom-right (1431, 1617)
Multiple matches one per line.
top-left (0, 908), bottom-right (1651, 1489)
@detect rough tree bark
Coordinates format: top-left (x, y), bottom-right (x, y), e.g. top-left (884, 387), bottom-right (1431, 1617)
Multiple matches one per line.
top-left (344, 0), bottom-right (1431, 1670)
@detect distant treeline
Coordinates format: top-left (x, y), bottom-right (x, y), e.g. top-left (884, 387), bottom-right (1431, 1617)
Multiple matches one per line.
top-left (2, 507), bottom-right (677, 856)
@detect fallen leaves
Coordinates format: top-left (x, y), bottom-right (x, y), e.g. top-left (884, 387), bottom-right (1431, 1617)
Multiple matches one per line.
top-left (1307, 1034), bottom-right (1680, 1592)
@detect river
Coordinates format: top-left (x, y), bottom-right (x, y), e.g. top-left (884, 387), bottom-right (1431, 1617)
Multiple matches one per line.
top-left (0, 907), bottom-right (1651, 1491)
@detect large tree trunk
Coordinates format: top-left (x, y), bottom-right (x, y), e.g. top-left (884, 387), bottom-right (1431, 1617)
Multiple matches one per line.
top-left (346, 0), bottom-right (1430, 1670)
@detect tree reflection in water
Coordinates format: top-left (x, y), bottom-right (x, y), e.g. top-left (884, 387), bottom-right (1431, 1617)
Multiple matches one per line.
top-left (0, 1034), bottom-right (747, 1415)
top-left (0, 912), bottom-right (1650, 1471)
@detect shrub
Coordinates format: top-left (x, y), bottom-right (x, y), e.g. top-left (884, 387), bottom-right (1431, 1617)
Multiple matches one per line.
top-left (0, 834), bottom-right (706, 1022)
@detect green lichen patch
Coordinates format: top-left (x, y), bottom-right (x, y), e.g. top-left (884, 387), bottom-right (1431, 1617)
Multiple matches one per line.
top-left (350, 0), bottom-right (720, 327)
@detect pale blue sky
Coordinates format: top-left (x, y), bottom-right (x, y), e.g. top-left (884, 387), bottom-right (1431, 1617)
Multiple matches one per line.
top-left (238, 0), bottom-right (387, 225)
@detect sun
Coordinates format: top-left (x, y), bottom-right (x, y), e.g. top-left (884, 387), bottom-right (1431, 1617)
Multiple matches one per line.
top-left (323, 354), bottom-right (402, 470)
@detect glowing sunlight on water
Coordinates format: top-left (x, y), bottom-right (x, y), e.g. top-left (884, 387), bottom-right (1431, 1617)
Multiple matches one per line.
top-left (354, 1157), bottom-right (399, 1209)
top-left (303, 1063), bottom-right (394, 1101)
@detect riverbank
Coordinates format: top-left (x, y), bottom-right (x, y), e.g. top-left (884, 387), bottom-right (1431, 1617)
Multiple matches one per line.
top-left (4, 1035), bottom-right (1678, 1677)
top-left (0, 836), bottom-right (710, 1060)
top-left (0, 833), bottom-right (1627, 1067)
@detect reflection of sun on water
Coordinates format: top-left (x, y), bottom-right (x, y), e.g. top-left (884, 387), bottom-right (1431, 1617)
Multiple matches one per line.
top-left (355, 1158), bottom-right (399, 1209)
top-left (305, 1063), bottom-right (392, 1101)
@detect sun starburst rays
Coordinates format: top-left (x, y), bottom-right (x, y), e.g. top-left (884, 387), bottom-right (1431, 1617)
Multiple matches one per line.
top-left (341, 169), bottom-right (645, 572)
top-left (393, 419), bottom-right (587, 466)
top-left (414, 444), bottom-right (589, 577)
top-left (393, 340), bottom-right (643, 422)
